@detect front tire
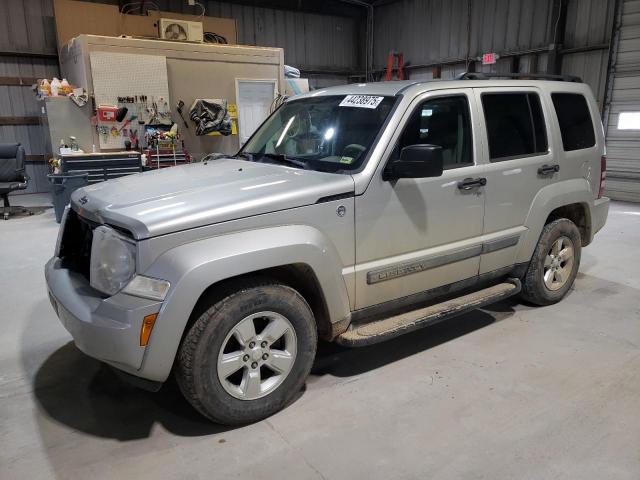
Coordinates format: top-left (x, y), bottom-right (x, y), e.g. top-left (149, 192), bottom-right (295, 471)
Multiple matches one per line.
top-left (521, 218), bottom-right (582, 306)
top-left (175, 281), bottom-right (317, 425)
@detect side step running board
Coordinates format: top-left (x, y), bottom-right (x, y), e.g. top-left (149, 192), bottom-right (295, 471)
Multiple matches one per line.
top-left (336, 279), bottom-right (521, 347)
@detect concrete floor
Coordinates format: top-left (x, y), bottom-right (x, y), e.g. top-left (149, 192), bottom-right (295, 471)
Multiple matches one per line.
top-left (1, 200), bottom-right (639, 479)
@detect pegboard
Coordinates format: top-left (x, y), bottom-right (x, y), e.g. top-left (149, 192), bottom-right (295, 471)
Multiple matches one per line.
top-left (90, 51), bottom-right (171, 149)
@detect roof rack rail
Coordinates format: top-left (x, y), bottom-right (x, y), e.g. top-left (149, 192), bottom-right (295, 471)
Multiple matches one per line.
top-left (456, 72), bottom-right (583, 83)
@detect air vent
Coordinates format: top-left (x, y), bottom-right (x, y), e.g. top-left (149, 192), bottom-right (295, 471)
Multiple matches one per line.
top-left (159, 19), bottom-right (203, 43)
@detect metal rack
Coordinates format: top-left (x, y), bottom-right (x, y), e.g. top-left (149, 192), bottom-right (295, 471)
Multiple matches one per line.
top-left (143, 149), bottom-right (192, 170)
top-left (456, 72), bottom-right (583, 83)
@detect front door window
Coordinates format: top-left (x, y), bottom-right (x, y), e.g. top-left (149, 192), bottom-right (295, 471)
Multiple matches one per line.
top-left (394, 95), bottom-right (474, 170)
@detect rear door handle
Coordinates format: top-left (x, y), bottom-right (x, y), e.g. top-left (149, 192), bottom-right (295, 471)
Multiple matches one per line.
top-left (538, 164), bottom-right (560, 176)
top-left (457, 177), bottom-right (487, 190)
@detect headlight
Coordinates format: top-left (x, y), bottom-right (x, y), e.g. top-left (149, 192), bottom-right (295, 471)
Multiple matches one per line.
top-left (90, 225), bottom-right (136, 296)
top-left (122, 275), bottom-right (170, 301)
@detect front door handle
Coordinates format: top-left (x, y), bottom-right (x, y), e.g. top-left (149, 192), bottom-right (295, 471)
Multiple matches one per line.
top-left (538, 164), bottom-right (560, 176)
top-left (457, 177), bottom-right (487, 190)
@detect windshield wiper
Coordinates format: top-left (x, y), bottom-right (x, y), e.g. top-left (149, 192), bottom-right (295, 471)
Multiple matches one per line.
top-left (259, 153), bottom-right (309, 169)
top-left (232, 152), bottom-right (254, 161)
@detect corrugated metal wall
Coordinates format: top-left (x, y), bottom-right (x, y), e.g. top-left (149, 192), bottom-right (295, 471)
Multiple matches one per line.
top-left (207, 2), bottom-right (361, 71)
top-left (373, 0), bottom-right (553, 67)
top-left (604, 0), bottom-right (640, 202)
top-left (204, 1), bottom-right (363, 88)
top-left (373, 0), bottom-right (615, 106)
top-left (0, 0), bottom-right (621, 196)
top-left (0, 0), bottom-right (59, 194)
top-left (562, 0), bottom-right (616, 106)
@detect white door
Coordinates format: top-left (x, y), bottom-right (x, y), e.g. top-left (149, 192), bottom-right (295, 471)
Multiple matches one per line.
top-left (236, 79), bottom-right (277, 146)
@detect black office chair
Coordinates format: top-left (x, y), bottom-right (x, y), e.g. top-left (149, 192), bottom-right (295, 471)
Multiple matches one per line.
top-left (0, 143), bottom-right (31, 220)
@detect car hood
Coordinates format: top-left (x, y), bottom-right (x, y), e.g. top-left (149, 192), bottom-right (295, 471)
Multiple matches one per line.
top-left (70, 158), bottom-right (354, 239)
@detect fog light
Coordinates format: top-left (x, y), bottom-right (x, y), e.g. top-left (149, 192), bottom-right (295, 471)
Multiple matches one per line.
top-left (140, 313), bottom-right (158, 346)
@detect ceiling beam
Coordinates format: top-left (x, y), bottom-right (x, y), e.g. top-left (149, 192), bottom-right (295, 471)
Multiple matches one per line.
top-left (209, 0), bottom-right (366, 18)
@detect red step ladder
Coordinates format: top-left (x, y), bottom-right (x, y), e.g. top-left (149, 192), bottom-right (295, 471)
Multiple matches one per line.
top-left (385, 51), bottom-right (405, 81)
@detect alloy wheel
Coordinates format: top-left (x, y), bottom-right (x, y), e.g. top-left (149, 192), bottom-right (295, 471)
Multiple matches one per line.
top-left (217, 311), bottom-right (297, 400)
top-left (543, 236), bottom-right (575, 291)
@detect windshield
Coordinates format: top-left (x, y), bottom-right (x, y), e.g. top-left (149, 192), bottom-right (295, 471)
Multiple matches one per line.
top-left (239, 94), bottom-right (396, 172)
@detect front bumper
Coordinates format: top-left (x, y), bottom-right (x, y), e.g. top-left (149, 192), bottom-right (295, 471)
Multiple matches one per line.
top-left (593, 196), bottom-right (610, 235)
top-left (45, 257), bottom-right (163, 374)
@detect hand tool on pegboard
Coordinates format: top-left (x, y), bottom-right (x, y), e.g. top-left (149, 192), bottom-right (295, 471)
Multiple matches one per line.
top-left (176, 100), bottom-right (189, 129)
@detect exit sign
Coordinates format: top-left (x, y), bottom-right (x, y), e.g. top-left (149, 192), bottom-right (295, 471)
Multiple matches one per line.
top-left (482, 53), bottom-right (498, 65)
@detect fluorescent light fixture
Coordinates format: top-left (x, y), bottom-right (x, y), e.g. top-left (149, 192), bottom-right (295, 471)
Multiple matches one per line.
top-left (618, 112), bottom-right (640, 130)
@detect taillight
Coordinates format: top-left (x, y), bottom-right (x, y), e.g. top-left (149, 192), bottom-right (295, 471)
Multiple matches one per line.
top-left (598, 155), bottom-right (606, 199)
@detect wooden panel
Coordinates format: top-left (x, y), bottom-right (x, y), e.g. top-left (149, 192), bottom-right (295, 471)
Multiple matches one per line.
top-left (25, 154), bottom-right (47, 162)
top-left (0, 116), bottom-right (40, 125)
top-left (0, 50), bottom-right (57, 59)
top-left (0, 76), bottom-right (39, 86)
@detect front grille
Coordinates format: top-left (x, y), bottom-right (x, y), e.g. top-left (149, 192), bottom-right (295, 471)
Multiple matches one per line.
top-left (59, 209), bottom-right (95, 282)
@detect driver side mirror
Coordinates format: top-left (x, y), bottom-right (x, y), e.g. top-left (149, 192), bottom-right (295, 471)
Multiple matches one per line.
top-left (383, 144), bottom-right (444, 181)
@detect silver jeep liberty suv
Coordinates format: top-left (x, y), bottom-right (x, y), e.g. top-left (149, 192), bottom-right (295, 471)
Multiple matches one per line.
top-left (46, 73), bottom-right (610, 425)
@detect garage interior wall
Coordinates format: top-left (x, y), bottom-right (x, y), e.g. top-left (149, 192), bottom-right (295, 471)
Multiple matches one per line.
top-left (603, 0), bottom-right (640, 202)
top-left (82, 0), bottom-right (365, 88)
top-left (372, 0), bottom-right (615, 108)
top-left (1, 0), bottom-right (633, 200)
top-left (0, 0), bottom-right (58, 194)
top-left (0, 0), bottom-right (363, 194)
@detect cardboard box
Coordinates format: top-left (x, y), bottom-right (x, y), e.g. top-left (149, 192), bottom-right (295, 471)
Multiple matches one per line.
top-left (53, 0), bottom-right (119, 46)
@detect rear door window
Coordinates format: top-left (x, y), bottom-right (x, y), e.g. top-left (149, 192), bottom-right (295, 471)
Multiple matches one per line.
top-left (481, 93), bottom-right (548, 161)
top-left (551, 93), bottom-right (596, 151)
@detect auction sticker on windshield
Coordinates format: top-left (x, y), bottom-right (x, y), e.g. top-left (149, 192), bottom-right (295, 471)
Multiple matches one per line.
top-left (339, 95), bottom-right (384, 109)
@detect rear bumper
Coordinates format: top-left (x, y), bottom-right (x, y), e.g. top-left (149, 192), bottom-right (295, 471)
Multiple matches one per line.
top-left (45, 257), bottom-right (163, 375)
top-left (592, 196), bottom-right (610, 235)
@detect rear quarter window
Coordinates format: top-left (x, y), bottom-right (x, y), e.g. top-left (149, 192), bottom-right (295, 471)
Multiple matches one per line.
top-left (551, 93), bottom-right (596, 151)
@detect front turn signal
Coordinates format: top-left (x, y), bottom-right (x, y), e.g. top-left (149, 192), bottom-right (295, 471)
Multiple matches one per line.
top-left (140, 313), bottom-right (158, 346)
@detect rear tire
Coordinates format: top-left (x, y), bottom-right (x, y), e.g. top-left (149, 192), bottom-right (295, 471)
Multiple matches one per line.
top-left (521, 218), bottom-right (581, 306)
top-left (175, 281), bottom-right (317, 425)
